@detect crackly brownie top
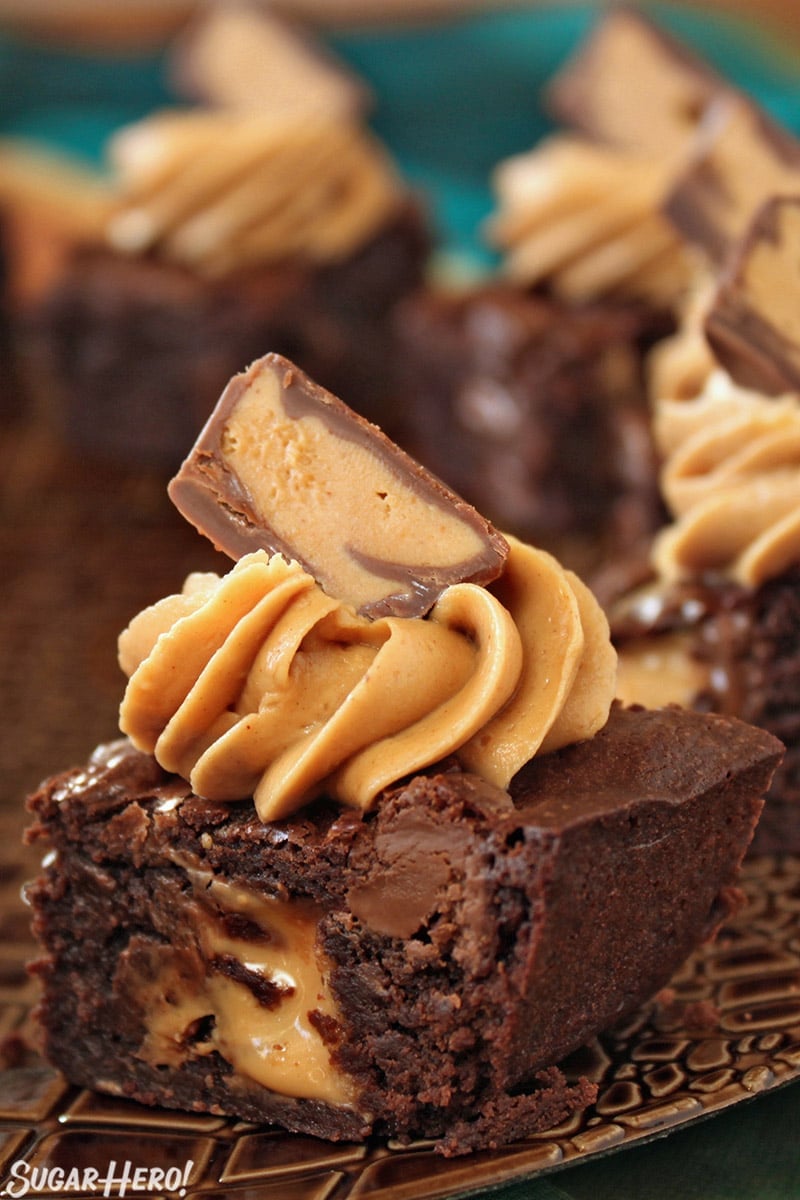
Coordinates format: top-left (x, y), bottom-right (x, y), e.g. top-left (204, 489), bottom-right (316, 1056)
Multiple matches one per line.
top-left (29, 703), bottom-right (782, 866)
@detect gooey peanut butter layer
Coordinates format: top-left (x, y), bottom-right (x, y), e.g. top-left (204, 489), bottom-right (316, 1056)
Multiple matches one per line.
top-left (651, 375), bottom-right (800, 587)
top-left (118, 538), bottom-right (616, 821)
top-left (106, 109), bottom-right (401, 276)
top-left (486, 134), bottom-right (693, 305)
top-left (135, 869), bottom-right (355, 1107)
top-left (168, 354), bottom-right (509, 619)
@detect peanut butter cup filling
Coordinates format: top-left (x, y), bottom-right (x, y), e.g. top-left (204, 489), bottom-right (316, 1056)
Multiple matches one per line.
top-left (128, 870), bottom-right (356, 1107)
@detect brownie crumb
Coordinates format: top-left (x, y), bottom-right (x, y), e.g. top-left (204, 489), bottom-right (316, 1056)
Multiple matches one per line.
top-left (435, 1069), bottom-right (598, 1156)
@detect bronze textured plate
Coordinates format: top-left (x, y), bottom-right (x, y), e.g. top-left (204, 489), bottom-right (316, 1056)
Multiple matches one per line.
top-left (2, 843), bottom-right (800, 1200)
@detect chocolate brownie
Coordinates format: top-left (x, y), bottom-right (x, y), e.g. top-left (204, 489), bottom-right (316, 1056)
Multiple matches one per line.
top-left (23, 201), bottom-right (427, 467)
top-left (611, 567), bottom-right (800, 856)
top-left (393, 284), bottom-right (668, 575)
top-left (25, 703), bottom-right (779, 1155)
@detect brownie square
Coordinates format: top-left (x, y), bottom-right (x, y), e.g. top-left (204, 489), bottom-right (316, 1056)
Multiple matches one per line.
top-left (393, 283), bottom-right (669, 574)
top-left (25, 704), bottom-right (779, 1155)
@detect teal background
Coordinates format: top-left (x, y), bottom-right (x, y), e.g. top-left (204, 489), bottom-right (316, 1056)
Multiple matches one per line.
top-left (2, 3), bottom-right (800, 267)
top-left (1, 4), bottom-right (799, 1195)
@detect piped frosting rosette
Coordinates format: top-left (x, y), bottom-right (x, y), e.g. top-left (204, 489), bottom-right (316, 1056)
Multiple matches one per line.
top-left (486, 135), bottom-right (694, 305)
top-left (651, 372), bottom-right (800, 587)
top-left (0, 5), bottom-right (404, 282)
top-left (118, 537), bottom-right (616, 822)
top-left (646, 276), bottom-right (717, 403)
top-left (105, 109), bottom-right (403, 277)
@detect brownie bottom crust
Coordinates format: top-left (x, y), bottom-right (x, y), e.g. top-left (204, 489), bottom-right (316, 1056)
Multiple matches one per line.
top-left (25, 704), bottom-right (780, 1154)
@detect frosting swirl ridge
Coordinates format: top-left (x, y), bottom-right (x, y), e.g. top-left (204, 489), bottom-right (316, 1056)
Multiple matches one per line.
top-left (118, 540), bottom-right (615, 820)
top-left (652, 372), bottom-right (800, 586)
top-left (486, 135), bottom-right (692, 304)
top-left (105, 110), bottom-right (402, 277)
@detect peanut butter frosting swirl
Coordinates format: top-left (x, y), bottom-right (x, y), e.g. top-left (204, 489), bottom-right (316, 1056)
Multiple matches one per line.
top-left (646, 276), bottom-right (717, 403)
top-left (105, 109), bottom-right (403, 276)
top-left (486, 135), bottom-right (693, 305)
top-left (652, 372), bottom-right (800, 587)
top-left (118, 539), bottom-right (616, 822)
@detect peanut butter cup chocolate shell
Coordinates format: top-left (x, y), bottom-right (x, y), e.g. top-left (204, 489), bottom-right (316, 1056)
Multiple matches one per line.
top-left (25, 703), bottom-right (780, 1155)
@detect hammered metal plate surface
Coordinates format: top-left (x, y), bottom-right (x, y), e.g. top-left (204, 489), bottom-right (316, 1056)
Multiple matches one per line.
top-left (2, 809), bottom-right (800, 1200)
